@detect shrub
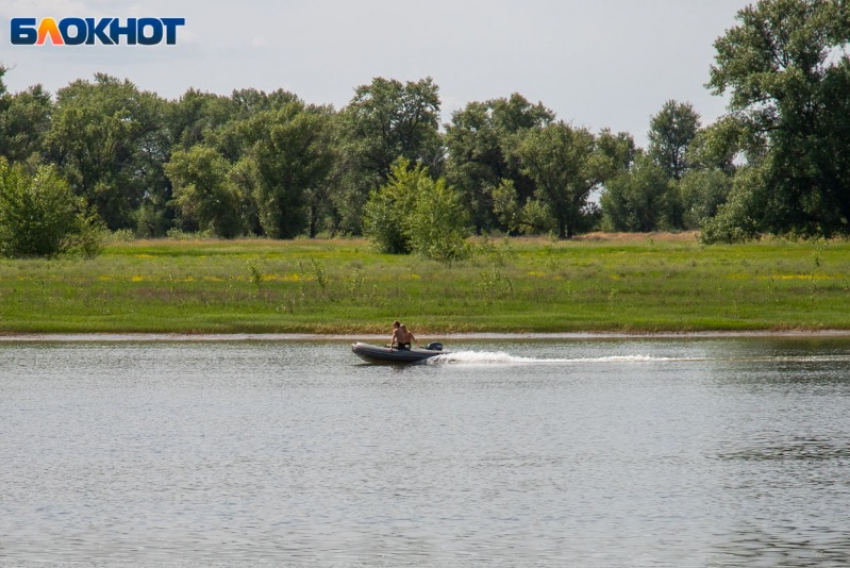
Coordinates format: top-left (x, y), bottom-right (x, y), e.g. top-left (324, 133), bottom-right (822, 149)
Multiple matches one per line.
top-left (699, 165), bottom-right (763, 244)
top-left (365, 158), bottom-right (470, 260)
top-left (71, 211), bottom-right (108, 259)
top-left (0, 159), bottom-right (85, 258)
top-left (110, 229), bottom-right (136, 242)
top-left (363, 158), bottom-right (420, 254)
top-left (409, 176), bottom-right (470, 261)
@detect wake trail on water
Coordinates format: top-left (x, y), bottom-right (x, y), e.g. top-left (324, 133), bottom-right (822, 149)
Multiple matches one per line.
top-left (428, 351), bottom-right (682, 366)
top-left (427, 351), bottom-right (850, 366)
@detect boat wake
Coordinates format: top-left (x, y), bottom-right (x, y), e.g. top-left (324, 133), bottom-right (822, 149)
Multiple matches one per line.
top-left (428, 351), bottom-right (850, 366)
top-left (428, 351), bottom-right (678, 366)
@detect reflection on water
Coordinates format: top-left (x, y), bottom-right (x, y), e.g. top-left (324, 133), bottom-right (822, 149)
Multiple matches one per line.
top-left (1, 337), bottom-right (850, 567)
top-left (719, 435), bottom-right (850, 462)
top-left (716, 526), bottom-right (850, 568)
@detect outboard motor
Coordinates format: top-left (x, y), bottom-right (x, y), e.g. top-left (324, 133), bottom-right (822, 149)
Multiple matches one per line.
top-left (425, 342), bottom-right (443, 352)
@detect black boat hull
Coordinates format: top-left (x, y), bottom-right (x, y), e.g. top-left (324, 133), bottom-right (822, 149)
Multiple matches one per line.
top-left (351, 342), bottom-right (446, 364)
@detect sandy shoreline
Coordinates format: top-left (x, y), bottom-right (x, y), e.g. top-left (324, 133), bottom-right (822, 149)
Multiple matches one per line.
top-left (2, 330), bottom-right (850, 342)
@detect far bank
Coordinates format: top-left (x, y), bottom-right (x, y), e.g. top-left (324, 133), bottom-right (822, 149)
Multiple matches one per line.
top-left (1, 234), bottom-right (848, 334)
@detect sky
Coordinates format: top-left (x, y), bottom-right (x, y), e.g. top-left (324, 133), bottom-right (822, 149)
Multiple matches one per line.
top-left (1, 0), bottom-right (754, 147)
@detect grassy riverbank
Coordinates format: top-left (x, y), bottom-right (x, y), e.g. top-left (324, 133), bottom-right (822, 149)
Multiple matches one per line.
top-left (1, 234), bottom-right (849, 334)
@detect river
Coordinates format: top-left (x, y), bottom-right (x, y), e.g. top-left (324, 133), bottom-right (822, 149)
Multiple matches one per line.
top-left (1, 336), bottom-right (849, 567)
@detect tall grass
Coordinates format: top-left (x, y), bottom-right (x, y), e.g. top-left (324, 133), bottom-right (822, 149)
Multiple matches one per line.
top-left (1, 234), bottom-right (849, 333)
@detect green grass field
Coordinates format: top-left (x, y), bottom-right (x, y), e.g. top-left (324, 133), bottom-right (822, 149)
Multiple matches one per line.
top-left (1, 233), bottom-right (849, 334)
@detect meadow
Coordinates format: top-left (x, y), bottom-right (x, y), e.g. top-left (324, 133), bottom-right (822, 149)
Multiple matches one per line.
top-left (1, 233), bottom-right (849, 334)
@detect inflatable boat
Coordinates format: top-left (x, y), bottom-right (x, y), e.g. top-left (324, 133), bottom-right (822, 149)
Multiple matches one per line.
top-left (351, 342), bottom-right (447, 364)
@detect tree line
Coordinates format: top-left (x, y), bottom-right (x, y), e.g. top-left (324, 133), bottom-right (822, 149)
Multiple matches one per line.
top-left (1, 0), bottom-right (849, 258)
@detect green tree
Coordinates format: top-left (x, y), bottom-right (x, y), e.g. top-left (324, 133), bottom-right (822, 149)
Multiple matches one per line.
top-left (0, 158), bottom-right (83, 258)
top-left (490, 178), bottom-right (558, 234)
top-left (708, 0), bottom-right (850, 236)
top-left (237, 103), bottom-right (336, 239)
top-left (601, 154), bottom-right (676, 232)
top-left (513, 121), bottom-right (600, 239)
top-left (685, 120), bottom-right (741, 175)
top-left (648, 100), bottom-right (701, 181)
top-left (679, 168), bottom-right (734, 230)
top-left (490, 179), bottom-right (526, 233)
top-left (46, 74), bottom-right (169, 230)
top-left (444, 94), bottom-right (555, 233)
top-left (208, 88), bottom-right (303, 163)
top-left (231, 88), bottom-right (301, 120)
top-left (165, 146), bottom-right (245, 238)
top-left (334, 77), bottom-right (442, 233)
top-left (167, 89), bottom-right (236, 152)
top-left (596, 129), bottom-right (638, 178)
top-left (341, 77), bottom-right (442, 179)
top-left (700, 163), bottom-right (768, 243)
top-left (0, 84), bottom-right (53, 164)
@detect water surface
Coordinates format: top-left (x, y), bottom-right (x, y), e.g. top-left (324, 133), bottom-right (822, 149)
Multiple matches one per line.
top-left (2, 337), bottom-right (850, 567)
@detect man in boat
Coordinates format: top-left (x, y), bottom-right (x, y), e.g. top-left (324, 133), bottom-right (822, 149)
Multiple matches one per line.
top-left (391, 320), bottom-right (417, 350)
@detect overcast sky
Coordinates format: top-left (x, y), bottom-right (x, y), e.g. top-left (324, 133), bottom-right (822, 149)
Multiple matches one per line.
top-left (2, 0), bottom-right (753, 146)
